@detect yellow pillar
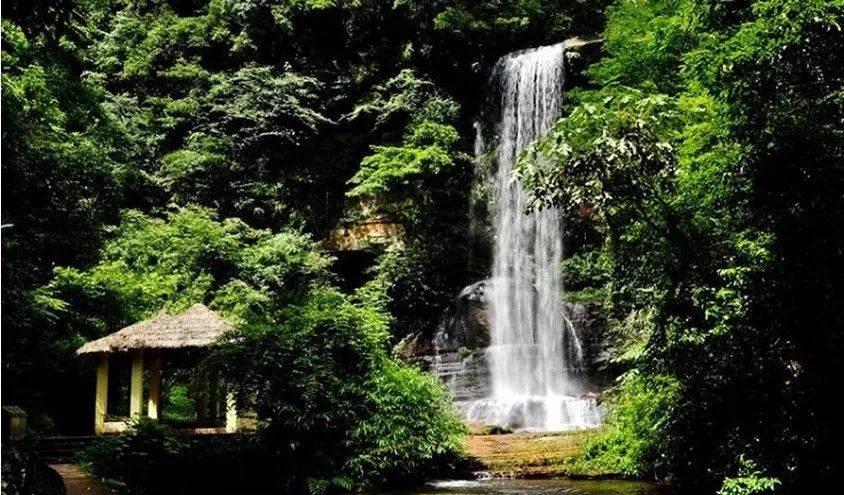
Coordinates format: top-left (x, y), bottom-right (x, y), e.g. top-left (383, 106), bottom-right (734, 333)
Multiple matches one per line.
top-left (95, 354), bottom-right (109, 435)
top-left (129, 351), bottom-right (144, 418)
top-left (225, 392), bottom-right (238, 433)
top-left (147, 355), bottom-right (162, 420)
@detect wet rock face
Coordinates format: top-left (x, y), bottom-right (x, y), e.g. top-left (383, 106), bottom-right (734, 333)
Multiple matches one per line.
top-left (397, 280), bottom-right (491, 360)
top-left (433, 281), bottom-right (491, 353)
top-left (429, 351), bottom-right (493, 403)
top-left (396, 279), bottom-right (609, 404)
top-left (561, 300), bottom-right (609, 377)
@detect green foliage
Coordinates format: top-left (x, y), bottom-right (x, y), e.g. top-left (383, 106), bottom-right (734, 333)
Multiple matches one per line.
top-left (1, 17), bottom-right (122, 283)
top-left (518, 88), bottom-right (682, 217)
top-left (577, 372), bottom-right (679, 478)
top-left (588, 0), bottom-right (702, 92)
top-left (347, 69), bottom-right (459, 129)
top-left (82, 1), bottom-right (336, 228)
top-left (562, 250), bottom-right (611, 303)
top-left (346, 68), bottom-right (475, 343)
top-left (717, 456), bottom-right (781, 495)
top-left (80, 419), bottom-right (188, 493)
top-left (519, 87), bottom-right (705, 312)
top-left (210, 286), bottom-right (464, 491)
top-left (364, 246), bottom-right (459, 342)
top-left (205, 67), bottom-right (330, 145)
top-left (607, 309), bottom-right (657, 366)
top-left (518, 0), bottom-right (844, 490)
top-left (347, 70), bottom-right (466, 202)
top-left (348, 120), bottom-right (460, 198)
top-left (212, 288), bottom-right (385, 438)
top-left (345, 361), bottom-right (466, 487)
top-left (79, 419), bottom-right (278, 494)
top-left (430, 0), bottom-right (580, 35)
top-left (2, 17), bottom-right (127, 429)
top-left (403, 0), bottom-right (608, 81)
top-left (160, 383), bottom-right (195, 421)
top-left (45, 206), bottom-right (331, 344)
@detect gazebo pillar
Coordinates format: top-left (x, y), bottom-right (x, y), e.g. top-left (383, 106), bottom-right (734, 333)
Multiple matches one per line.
top-left (129, 351), bottom-right (144, 418)
top-left (225, 392), bottom-right (238, 433)
top-left (147, 355), bottom-right (162, 420)
top-left (94, 354), bottom-right (109, 434)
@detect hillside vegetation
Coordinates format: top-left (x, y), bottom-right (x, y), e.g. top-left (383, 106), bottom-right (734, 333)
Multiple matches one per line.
top-left (3, 1), bottom-right (843, 493)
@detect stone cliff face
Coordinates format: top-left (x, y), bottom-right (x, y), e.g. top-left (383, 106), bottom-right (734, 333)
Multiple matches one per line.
top-left (397, 281), bottom-right (494, 402)
top-left (396, 279), bottom-right (610, 406)
top-left (562, 36), bottom-right (603, 90)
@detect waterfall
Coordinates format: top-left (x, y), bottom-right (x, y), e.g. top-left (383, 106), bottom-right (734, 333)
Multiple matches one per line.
top-left (466, 42), bottom-right (601, 431)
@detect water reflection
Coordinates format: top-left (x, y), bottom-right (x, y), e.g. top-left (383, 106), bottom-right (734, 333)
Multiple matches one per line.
top-left (389, 478), bottom-right (672, 495)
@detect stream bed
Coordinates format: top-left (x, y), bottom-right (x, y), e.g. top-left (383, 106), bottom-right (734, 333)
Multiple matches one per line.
top-left (388, 479), bottom-right (673, 495)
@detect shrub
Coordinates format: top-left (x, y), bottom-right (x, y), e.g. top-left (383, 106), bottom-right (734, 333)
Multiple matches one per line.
top-left (79, 419), bottom-right (188, 494)
top-left (344, 361), bottom-right (466, 487)
top-left (79, 420), bottom-right (275, 494)
top-left (717, 456), bottom-right (781, 495)
top-left (210, 288), bottom-right (465, 492)
top-left (575, 372), bottom-right (679, 477)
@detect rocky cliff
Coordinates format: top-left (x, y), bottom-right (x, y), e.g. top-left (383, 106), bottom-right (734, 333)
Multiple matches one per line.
top-left (396, 279), bottom-right (610, 406)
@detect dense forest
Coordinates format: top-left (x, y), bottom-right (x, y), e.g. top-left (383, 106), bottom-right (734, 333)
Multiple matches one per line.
top-left (2, 0), bottom-right (843, 494)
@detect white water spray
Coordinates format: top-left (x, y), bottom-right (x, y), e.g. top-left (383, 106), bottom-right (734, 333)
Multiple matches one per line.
top-left (467, 42), bottom-right (601, 431)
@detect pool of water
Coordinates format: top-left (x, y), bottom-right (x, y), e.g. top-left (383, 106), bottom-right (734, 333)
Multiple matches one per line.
top-left (386, 479), bottom-right (673, 495)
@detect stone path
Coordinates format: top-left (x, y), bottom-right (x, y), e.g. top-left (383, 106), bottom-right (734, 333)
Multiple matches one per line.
top-left (49, 464), bottom-right (114, 495)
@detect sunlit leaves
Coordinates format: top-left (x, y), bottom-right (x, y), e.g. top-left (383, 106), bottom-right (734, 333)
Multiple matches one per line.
top-left (577, 372), bottom-right (680, 477)
top-left (206, 66), bottom-right (330, 146)
top-left (517, 88), bottom-right (680, 228)
top-left (345, 361), bottom-right (465, 485)
top-left (717, 456), bottom-right (781, 495)
top-left (347, 120), bottom-right (459, 198)
top-left (46, 207), bottom-right (331, 332)
top-left (346, 69), bottom-right (459, 129)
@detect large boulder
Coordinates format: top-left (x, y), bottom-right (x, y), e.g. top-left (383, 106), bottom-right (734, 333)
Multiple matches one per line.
top-left (396, 279), bottom-right (610, 402)
top-left (397, 280), bottom-right (491, 360)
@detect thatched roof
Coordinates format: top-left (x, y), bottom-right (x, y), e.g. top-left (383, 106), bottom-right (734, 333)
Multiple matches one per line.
top-left (77, 304), bottom-right (234, 355)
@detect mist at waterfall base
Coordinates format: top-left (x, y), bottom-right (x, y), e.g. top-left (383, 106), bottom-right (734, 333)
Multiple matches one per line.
top-left (442, 43), bottom-right (602, 432)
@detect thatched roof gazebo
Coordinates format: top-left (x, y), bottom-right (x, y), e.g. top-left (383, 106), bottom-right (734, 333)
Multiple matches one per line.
top-left (78, 304), bottom-right (233, 355)
top-left (77, 304), bottom-right (238, 435)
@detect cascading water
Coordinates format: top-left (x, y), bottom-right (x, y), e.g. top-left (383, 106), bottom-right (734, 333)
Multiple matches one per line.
top-left (465, 42), bottom-right (601, 431)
